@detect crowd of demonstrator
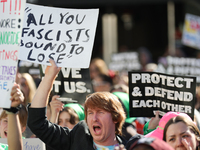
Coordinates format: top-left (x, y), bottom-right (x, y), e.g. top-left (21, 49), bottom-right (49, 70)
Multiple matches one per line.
top-left (2, 55), bottom-right (200, 150)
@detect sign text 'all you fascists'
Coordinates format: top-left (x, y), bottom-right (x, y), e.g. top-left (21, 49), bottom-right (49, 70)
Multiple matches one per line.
top-left (0, 0), bottom-right (26, 108)
top-left (128, 72), bottom-right (196, 119)
top-left (19, 3), bottom-right (99, 68)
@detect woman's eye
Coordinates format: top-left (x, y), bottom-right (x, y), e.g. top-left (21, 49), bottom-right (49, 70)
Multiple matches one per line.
top-left (182, 135), bottom-right (189, 138)
top-left (169, 138), bottom-right (175, 142)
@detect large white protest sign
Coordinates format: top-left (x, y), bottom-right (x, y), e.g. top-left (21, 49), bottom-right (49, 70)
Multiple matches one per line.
top-left (0, 0), bottom-right (26, 108)
top-left (0, 138), bottom-right (45, 150)
top-left (182, 13), bottom-right (200, 50)
top-left (129, 72), bottom-right (196, 119)
top-left (19, 3), bottom-right (99, 68)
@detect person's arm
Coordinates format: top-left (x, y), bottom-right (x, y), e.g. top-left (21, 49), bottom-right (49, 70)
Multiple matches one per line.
top-left (143, 111), bottom-right (160, 135)
top-left (7, 83), bottom-right (24, 150)
top-left (7, 114), bottom-right (22, 150)
top-left (27, 59), bottom-right (71, 149)
top-left (50, 95), bottom-right (64, 124)
top-left (30, 59), bottom-right (61, 108)
top-left (147, 111), bottom-right (160, 130)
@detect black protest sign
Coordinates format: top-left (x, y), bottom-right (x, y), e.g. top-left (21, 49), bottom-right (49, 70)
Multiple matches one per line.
top-left (128, 72), bottom-right (196, 119)
top-left (40, 65), bottom-right (93, 105)
top-left (109, 52), bottom-right (141, 72)
top-left (18, 60), bottom-right (40, 75)
top-left (157, 56), bottom-right (200, 83)
top-left (19, 3), bottom-right (99, 68)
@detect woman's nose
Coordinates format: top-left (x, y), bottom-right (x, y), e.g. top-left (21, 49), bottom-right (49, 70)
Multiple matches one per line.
top-left (176, 137), bottom-right (184, 147)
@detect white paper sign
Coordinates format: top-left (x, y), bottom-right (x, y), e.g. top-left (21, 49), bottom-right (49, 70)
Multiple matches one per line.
top-left (19, 3), bottom-right (99, 68)
top-left (0, 138), bottom-right (45, 150)
top-left (0, 0), bottom-right (26, 108)
top-left (182, 13), bottom-right (200, 50)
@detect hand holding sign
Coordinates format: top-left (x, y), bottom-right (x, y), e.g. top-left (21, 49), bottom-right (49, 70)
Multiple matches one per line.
top-left (10, 83), bottom-right (24, 107)
top-left (50, 95), bottom-right (64, 113)
top-left (148, 111), bottom-right (160, 130)
top-left (45, 59), bottom-right (61, 81)
top-left (50, 95), bottom-right (64, 124)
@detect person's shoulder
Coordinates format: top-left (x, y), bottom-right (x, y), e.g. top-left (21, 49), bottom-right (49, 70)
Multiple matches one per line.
top-left (126, 134), bottom-right (144, 150)
top-left (116, 134), bottom-right (127, 146)
top-left (72, 120), bottom-right (89, 131)
top-left (69, 120), bottom-right (91, 138)
top-left (78, 120), bottom-right (87, 125)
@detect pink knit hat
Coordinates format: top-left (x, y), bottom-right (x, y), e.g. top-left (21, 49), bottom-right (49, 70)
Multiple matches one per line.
top-left (145, 112), bottom-right (194, 140)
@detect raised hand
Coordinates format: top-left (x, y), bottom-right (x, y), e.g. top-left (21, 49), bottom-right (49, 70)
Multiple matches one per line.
top-left (45, 59), bottom-right (61, 81)
top-left (10, 83), bottom-right (24, 107)
top-left (148, 111), bottom-right (160, 130)
top-left (182, 138), bottom-right (193, 150)
top-left (50, 95), bottom-right (64, 124)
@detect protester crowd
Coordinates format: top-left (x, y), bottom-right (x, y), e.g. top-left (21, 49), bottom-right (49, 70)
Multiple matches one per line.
top-left (2, 49), bottom-right (200, 150)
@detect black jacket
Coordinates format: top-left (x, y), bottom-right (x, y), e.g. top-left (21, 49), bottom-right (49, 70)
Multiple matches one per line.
top-left (27, 106), bottom-right (127, 150)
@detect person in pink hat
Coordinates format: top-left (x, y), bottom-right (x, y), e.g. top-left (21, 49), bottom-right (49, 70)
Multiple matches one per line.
top-left (163, 115), bottom-right (200, 150)
top-left (145, 111), bottom-right (194, 140)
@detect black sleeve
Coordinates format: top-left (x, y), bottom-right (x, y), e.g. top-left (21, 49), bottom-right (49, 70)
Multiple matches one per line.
top-left (27, 106), bottom-right (71, 150)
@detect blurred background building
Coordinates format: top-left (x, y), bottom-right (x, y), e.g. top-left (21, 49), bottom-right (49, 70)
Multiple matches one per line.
top-left (26, 0), bottom-right (200, 65)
